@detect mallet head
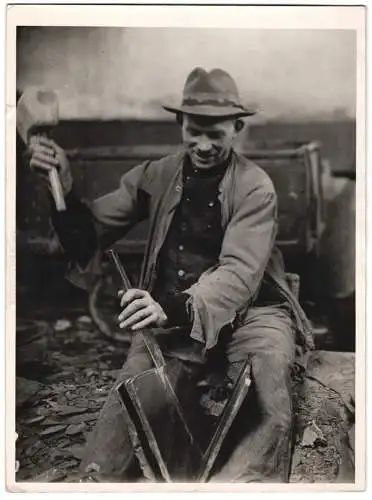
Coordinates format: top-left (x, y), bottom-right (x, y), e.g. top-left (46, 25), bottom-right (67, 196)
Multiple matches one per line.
top-left (16, 87), bottom-right (59, 144)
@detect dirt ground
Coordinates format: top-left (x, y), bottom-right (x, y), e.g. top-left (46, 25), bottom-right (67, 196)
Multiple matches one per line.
top-left (14, 290), bottom-right (355, 484)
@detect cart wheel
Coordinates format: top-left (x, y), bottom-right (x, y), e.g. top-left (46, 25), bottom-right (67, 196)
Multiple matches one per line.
top-left (88, 276), bottom-right (131, 344)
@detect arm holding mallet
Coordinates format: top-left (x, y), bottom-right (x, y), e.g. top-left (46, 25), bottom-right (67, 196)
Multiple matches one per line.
top-left (16, 88), bottom-right (70, 211)
top-left (18, 93), bottom-right (167, 331)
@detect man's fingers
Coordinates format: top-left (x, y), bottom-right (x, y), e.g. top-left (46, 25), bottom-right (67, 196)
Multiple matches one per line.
top-left (120, 289), bottom-right (147, 308)
top-left (118, 298), bottom-right (147, 322)
top-left (119, 306), bottom-right (153, 329)
top-left (29, 145), bottom-right (56, 159)
top-left (31, 151), bottom-right (60, 167)
top-left (29, 157), bottom-right (53, 173)
top-left (29, 139), bottom-right (56, 156)
top-left (29, 142), bottom-right (60, 176)
top-left (30, 135), bottom-right (57, 150)
top-left (131, 313), bottom-right (158, 331)
top-left (53, 142), bottom-right (65, 156)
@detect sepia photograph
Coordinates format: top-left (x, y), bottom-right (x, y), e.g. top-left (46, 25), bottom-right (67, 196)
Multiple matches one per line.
top-left (5, 3), bottom-right (365, 492)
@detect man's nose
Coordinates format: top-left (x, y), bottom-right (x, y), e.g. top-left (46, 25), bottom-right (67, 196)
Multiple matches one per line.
top-left (196, 138), bottom-right (213, 153)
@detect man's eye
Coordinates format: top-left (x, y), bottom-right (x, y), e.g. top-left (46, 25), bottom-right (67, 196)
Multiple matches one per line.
top-left (188, 129), bottom-right (199, 137)
top-left (187, 129), bottom-right (220, 140)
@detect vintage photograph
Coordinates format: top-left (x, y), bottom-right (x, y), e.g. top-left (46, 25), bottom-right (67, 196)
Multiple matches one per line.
top-left (7, 4), bottom-right (364, 490)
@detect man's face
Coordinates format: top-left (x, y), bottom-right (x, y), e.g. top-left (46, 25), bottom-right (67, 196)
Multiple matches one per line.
top-left (181, 114), bottom-right (241, 169)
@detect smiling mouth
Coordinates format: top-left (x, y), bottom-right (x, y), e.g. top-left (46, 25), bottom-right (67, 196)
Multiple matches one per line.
top-left (193, 154), bottom-right (215, 163)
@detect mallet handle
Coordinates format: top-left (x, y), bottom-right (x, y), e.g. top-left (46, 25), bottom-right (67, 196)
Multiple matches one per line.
top-left (48, 167), bottom-right (66, 211)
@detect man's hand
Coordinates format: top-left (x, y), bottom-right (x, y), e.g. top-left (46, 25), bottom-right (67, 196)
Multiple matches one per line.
top-left (29, 136), bottom-right (73, 196)
top-left (118, 289), bottom-right (168, 331)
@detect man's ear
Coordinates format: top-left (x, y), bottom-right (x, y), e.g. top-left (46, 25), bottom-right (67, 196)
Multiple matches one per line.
top-left (176, 112), bottom-right (184, 126)
top-left (235, 119), bottom-right (245, 133)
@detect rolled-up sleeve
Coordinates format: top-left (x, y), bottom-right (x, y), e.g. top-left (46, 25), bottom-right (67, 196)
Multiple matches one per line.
top-left (185, 183), bottom-right (278, 352)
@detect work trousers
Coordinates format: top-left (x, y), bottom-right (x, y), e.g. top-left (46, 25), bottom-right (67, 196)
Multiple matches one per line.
top-left (80, 304), bottom-right (296, 482)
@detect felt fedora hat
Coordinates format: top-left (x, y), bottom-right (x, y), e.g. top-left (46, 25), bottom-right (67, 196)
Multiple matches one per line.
top-left (163, 67), bottom-right (256, 118)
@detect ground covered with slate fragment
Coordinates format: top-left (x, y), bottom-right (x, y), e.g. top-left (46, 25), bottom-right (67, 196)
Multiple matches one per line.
top-left (15, 286), bottom-right (355, 484)
top-left (15, 299), bottom-right (129, 482)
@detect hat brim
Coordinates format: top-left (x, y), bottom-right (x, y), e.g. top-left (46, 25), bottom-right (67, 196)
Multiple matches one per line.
top-left (162, 104), bottom-right (256, 118)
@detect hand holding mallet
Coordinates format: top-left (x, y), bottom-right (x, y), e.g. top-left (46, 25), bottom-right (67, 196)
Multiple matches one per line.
top-left (16, 88), bottom-right (71, 211)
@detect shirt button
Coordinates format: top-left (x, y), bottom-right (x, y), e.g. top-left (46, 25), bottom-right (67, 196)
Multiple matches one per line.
top-left (178, 245), bottom-right (184, 251)
top-left (175, 185), bottom-right (182, 192)
top-left (186, 197), bottom-right (191, 202)
top-left (178, 269), bottom-right (185, 278)
top-left (181, 223), bottom-right (187, 231)
top-left (208, 201), bottom-right (215, 207)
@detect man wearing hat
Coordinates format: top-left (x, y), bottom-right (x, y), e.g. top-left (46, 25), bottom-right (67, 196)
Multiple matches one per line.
top-left (29, 67), bottom-right (313, 482)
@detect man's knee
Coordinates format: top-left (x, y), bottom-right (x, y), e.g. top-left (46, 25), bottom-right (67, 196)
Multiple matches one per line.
top-left (228, 349), bottom-right (293, 384)
top-left (227, 308), bottom-right (296, 366)
top-left (253, 351), bottom-right (293, 390)
top-left (266, 400), bottom-right (293, 431)
top-left (249, 352), bottom-right (293, 421)
top-left (114, 336), bottom-right (153, 386)
top-left (264, 350), bottom-right (293, 370)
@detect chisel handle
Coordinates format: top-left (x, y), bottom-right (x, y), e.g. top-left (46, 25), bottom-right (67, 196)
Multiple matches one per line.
top-left (108, 249), bottom-right (132, 291)
top-left (48, 167), bottom-right (66, 211)
top-left (108, 249), bottom-right (166, 369)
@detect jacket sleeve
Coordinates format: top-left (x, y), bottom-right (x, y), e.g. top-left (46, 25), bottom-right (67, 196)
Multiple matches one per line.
top-left (156, 292), bottom-right (191, 327)
top-left (184, 182), bottom-right (278, 352)
top-left (51, 161), bottom-right (151, 291)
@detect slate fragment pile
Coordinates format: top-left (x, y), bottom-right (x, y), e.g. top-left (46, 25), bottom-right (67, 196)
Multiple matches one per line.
top-left (290, 351), bottom-right (355, 483)
top-left (15, 314), bottom-right (127, 482)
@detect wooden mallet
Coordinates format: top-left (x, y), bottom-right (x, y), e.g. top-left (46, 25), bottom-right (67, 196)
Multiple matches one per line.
top-left (16, 87), bottom-right (66, 211)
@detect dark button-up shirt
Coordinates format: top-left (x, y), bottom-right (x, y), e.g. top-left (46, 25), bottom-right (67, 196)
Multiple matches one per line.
top-left (153, 156), bottom-right (226, 324)
top-left (152, 154), bottom-right (283, 326)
